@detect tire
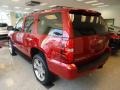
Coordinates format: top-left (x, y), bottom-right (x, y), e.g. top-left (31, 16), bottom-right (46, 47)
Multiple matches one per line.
top-left (32, 54), bottom-right (53, 85)
top-left (8, 40), bottom-right (17, 56)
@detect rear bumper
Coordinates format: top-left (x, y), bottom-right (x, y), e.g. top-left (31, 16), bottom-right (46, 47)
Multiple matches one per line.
top-left (47, 48), bottom-right (110, 80)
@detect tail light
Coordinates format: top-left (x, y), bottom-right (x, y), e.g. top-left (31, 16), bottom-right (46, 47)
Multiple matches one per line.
top-left (61, 39), bottom-right (74, 64)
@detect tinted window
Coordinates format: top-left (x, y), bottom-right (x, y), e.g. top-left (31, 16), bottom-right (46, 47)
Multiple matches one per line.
top-left (38, 13), bottom-right (63, 36)
top-left (24, 16), bottom-right (34, 33)
top-left (15, 18), bottom-right (24, 31)
top-left (69, 11), bottom-right (108, 37)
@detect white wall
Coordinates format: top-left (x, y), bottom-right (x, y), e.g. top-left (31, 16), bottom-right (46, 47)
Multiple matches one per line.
top-left (0, 12), bottom-right (11, 25)
top-left (96, 5), bottom-right (120, 26)
top-left (0, 11), bottom-right (17, 26)
top-left (10, 12), bottom-right (16, 26)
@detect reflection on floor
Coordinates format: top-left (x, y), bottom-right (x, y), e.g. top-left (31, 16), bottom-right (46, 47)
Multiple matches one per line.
top-left (0, 45), bottom-right (120, 90)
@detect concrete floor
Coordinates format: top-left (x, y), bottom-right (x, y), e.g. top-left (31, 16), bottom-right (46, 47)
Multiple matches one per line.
top-left (0, 45), bottom-right (120, 90)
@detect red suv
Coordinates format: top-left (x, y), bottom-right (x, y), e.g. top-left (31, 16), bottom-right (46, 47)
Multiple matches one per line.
top-left (108, 25), bottom-right (120, 53)
top-left (8, 7), bottom-right (110, 85)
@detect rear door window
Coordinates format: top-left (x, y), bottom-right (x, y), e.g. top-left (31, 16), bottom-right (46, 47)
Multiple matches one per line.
top-left (38, 12), bottom-right (63, 37)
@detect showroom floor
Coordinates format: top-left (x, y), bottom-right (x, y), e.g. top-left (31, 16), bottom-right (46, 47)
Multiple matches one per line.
top-left (0, 41), bottom-right (120, 90)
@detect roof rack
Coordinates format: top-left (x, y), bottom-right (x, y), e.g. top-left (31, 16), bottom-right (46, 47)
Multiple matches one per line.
top-left (40, 6), bottom-right (73, 12)
top-left (30, 6), bottom-right (73, 15)
top-left (50, 6), bottom-right (73, 9)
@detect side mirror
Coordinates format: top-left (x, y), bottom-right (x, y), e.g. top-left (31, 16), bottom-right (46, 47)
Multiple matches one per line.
top-left (7, 26), bottom-right (14, 31)
top-left (0, 23), bottom-right (8, 27)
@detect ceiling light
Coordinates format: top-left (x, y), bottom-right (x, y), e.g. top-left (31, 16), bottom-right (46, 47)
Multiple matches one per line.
top-left (97, 5), bottom-right (109, 7)
top-left (25, 8), bottom-right (31, 10)
top-left (49, 5), bottom-right (57, 8)
top-left (85, 0), bottom-right (98, 4)
top-left (15, 10), bottom-right (22, 13)
top-left (92, 3), bottom-right (104, 6)
top-left (6, 10), bottom-right (13, 12)
top-left (6, 10), bottom-right (12, 11)
top-left (12, 0), bottom-right (19, 1)
top-left (76, 0), bottom-right (84, 2)
top-left (2, 5), bottom-right (8, 8)
top-left (40, 3), bottom-right (47, 6)
top-left (14, 7), bottom-right (21, 9)
top-left (23, 12), bottom-right (29, 14)
top-left (34, 9), bottom-right (39, 11)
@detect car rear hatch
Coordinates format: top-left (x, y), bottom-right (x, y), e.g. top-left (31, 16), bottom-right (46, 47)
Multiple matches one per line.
top-left (69, 10), bottom-right (109, 64)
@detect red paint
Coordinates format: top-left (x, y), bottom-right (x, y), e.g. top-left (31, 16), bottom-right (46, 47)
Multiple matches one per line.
top-left (9, 8), bottom-right (110, 79)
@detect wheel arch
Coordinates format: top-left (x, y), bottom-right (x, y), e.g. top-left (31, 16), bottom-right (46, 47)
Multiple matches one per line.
top-left (30, 47), bottom-right (47, 61)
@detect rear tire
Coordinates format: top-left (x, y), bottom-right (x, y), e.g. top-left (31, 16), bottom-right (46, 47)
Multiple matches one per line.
top-left (32, 54), bottom-right (53, 85)
top-left (8, 40), bottom-right (17, 56)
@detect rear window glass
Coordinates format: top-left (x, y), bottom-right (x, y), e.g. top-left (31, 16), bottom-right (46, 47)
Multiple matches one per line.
top-left (69, 11), bottom-right (108, 37)
top-left (81, 15), bottom-right (86, 22)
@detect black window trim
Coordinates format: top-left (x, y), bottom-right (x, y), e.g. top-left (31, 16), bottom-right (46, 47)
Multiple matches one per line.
top-left (24, 16), bottom-right (34, 33)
